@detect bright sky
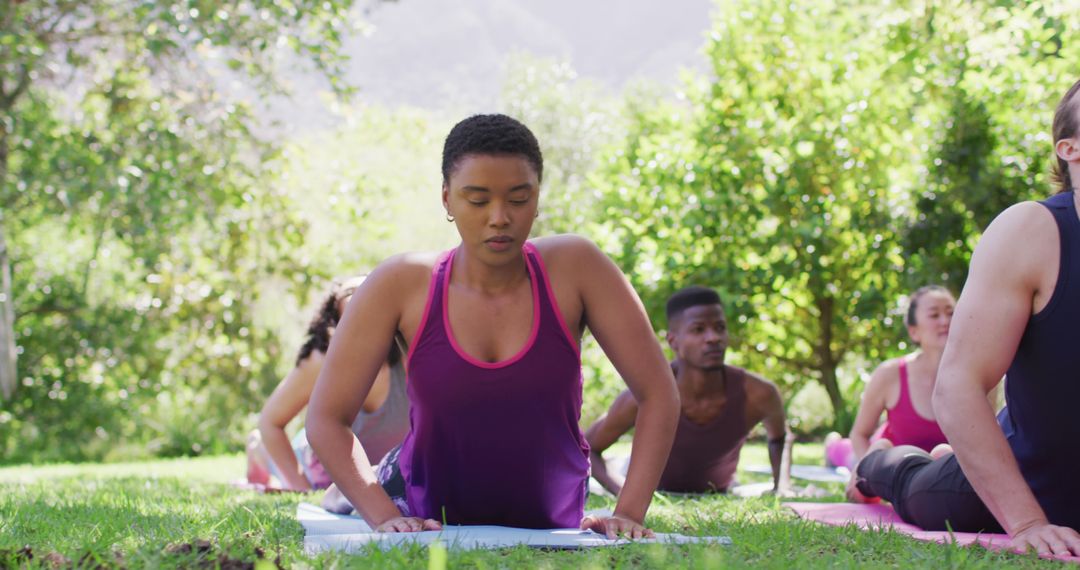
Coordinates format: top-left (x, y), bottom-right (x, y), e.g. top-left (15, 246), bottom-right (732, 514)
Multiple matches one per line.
top-left (269, 0), bottom-right (715, 132)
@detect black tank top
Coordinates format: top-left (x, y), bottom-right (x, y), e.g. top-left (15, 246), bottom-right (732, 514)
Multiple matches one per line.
top-left (998, 191), bottom-right (1080, 530)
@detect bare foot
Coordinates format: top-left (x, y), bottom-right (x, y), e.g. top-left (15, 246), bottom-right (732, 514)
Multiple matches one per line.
top-left (845, 473), bottom-right (879, 504)
top-left (845, 439), bottom-right (892, 504)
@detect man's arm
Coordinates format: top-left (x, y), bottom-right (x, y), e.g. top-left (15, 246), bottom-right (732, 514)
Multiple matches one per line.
top-left (583, 391), bottom-right (639, 496)
top-left (747, 375), bottom-right (793, 493)
top-left (934, 202), bottom-right (1080, 556)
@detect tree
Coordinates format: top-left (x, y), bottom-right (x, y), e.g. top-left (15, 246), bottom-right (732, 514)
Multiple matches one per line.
top-left (0, 0), bottom-right (366, 401)
top-left (902, 1), bottom-right (1080, 291)
top-left (597, 0), bottom-right (933, 429)
top-left (595, 0), bottom-right (1080, 430)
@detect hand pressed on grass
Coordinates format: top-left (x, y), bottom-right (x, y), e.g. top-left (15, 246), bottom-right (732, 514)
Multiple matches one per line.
top-left (1010, 521), bottom-right (1080, 557)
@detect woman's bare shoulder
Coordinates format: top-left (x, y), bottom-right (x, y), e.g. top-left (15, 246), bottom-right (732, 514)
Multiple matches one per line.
top-left (530, 234), bottom-right (598, 254)
top-left (529, 234), bottom-right (611, 270)
top-left (867, 358), bottom-right (903, 390)
top-left (355, 251), bottom-right (446, 311)
top-left (367, 251), bottom-right (442, 285)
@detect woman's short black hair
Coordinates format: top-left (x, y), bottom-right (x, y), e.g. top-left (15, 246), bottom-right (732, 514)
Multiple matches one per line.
top-left (441, 114), bottom-right (543, 184)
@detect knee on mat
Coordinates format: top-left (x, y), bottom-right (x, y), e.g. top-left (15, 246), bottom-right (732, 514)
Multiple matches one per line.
top-left (246, 429), bottom-right (264, 453)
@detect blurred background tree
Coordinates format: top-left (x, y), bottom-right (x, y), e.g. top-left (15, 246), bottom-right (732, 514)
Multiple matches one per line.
top-left (593, 0), bottom-right (1080, 432)
top-left (0, 0), bottom-right (380, 461)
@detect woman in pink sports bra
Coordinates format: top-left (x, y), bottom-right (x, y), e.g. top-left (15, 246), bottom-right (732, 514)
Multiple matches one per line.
top-left (825, 286), bottom-right (955, 471)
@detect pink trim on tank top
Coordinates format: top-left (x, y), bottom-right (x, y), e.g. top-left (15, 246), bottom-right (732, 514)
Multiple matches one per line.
top-left (406, 251), bottom-right (451, 367)
top-left (441, 246), bottom-right (542, 369)
top-left (524, 242), bottom-right (580, 357)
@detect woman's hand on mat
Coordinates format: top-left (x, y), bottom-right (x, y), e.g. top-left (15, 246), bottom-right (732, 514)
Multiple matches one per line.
top-left (1010, 521), bottom-right (1080, 557)
top-left (580, 514), bottom-right (654, 540)
top-left (375, 517), bottom-right (442, 533)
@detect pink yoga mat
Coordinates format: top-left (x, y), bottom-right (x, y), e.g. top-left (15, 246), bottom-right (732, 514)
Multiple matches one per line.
top-left (785, 502), bottom-right (1080, 563)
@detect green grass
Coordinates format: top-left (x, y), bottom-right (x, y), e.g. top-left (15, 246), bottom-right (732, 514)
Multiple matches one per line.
top-left (0, 445), bottom-right (1070, 569)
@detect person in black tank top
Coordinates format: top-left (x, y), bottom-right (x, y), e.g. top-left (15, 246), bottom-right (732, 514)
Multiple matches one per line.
top-left (851, 78), bottom-right (1080, 557)
top-left (586, 287), bottom-right (794, 497)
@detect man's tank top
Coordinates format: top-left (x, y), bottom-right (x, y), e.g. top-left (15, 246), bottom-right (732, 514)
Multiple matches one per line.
top-left (657, 365), bottom-right (748, 493)
top-left (879, 359), bottom-right (948, 452)
top-left (398, 243), bottom-right (589, 528)
top-left (998, 191), bottom-right (1080, 530)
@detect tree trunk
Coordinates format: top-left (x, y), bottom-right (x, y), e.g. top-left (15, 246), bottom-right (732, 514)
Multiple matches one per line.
top-left (0, 121), bottom-right (15, 401)
top-left (819, 362), bottom-right (845, 428)
top-left (815, 294), bottom-right (848, 430)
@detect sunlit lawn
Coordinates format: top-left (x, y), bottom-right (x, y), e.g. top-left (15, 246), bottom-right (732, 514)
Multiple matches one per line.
top-left (0, 444), bottom-right (1071, 568)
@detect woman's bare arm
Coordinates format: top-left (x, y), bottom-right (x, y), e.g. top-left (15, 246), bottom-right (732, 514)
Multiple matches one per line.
top-left (848, 363), bottom-right (892, 460)
top-left (561, 237), bottom-right (679, 537)
top-left (258, 354), bottom-right (323, 490)
top-left (583, 391), bottom-right (638, 496)
top-left (305, 257), bottom-right (440, 532)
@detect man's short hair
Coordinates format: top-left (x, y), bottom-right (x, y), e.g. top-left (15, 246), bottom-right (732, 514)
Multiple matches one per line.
top-left (666, 286), bottom-right (723, 325)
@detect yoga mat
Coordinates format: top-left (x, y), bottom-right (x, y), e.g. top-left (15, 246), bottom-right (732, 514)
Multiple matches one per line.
top-left (298, 503), bottom-right (732, 552)
top-left (785, 502), bottom-right (1080, 563)
top-left (744, 464), bottom-right (850, 483)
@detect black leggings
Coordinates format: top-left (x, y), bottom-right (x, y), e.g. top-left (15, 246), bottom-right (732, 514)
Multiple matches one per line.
top-left (855, 445), bottom-right (1002, 533)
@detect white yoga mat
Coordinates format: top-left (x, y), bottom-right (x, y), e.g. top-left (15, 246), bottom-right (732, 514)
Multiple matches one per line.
top-left (743, 464), bottom-right (850, 483)
top-left (297, 503), bottom-right (731, 552)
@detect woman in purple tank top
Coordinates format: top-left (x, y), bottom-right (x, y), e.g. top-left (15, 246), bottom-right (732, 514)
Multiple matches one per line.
top-left (306, 115), bottom-right (680, 538)
top-left (850, 78), bottom-right (1080, 557)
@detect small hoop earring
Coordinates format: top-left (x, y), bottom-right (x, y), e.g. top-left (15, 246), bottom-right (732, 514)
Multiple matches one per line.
top-left (445, 213), bottom-right (455, 222)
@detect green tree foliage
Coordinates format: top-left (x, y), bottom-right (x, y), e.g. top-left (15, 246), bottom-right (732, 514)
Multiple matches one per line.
top-left (0, 0), bottom-right (374, 462)
top-left (901, 1), bottom-right (1080, 291)
top-left (595, 0), bottom-right (1080, 430)
top-left (598, 0), bottom-right (930, 429)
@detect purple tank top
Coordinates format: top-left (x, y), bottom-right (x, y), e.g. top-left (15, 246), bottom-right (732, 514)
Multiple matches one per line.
top-left (658, 365), bottom-right (747, 493)
top-left (399, 242), bottom-right (589, 528)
